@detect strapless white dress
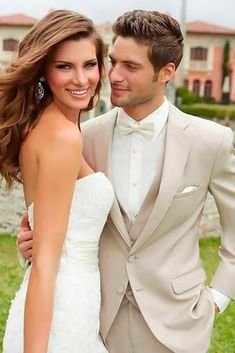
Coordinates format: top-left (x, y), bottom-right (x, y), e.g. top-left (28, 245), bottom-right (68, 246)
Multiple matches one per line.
top-left (3, 172), bottom-right (114, 353)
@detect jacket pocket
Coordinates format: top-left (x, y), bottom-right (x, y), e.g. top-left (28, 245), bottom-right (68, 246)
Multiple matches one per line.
top-left (171, 267), bottom-right (207, 294)
top-left (173, 186), bottom-right (203, 199)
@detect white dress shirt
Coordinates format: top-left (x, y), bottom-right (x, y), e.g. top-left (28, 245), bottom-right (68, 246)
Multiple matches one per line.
top-left (112, 99), bottom-right (169, 223)
top-left (111, 98), bottom-right (230, 313)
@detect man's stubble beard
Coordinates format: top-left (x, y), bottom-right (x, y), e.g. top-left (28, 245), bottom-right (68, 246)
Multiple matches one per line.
top-left (110, 91), bottom-right (157, 109)
top-left (110, 73), bottom-right (159, 108)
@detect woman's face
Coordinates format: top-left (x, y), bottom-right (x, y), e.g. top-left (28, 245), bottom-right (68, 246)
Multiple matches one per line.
top-left (46, 38), bottom-right (99, 119)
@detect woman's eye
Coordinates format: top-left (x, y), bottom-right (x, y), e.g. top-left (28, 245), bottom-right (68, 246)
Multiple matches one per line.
top-left (56, 64), bottom-right (70, 70)
top-left (86, 61), bottom-right (97, 68)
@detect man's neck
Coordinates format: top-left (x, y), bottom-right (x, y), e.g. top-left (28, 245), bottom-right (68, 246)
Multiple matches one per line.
top-left (123, 97), bottom-right (165, 122)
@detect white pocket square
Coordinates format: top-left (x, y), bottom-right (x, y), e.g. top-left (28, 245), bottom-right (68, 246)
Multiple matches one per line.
top-left (181, 185), bottom-right (198, 193)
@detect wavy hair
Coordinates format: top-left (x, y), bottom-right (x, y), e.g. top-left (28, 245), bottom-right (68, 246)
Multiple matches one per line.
top-left (112, 10), bottom-right (184, 71)
top-left (0, 10), bottom-right (105, 189)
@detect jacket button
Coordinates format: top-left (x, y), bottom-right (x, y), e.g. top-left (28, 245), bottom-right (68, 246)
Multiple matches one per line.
top-left (117, 286), bottom-right (124, 294)
top-left (128, 255), bottom-right (135, 263)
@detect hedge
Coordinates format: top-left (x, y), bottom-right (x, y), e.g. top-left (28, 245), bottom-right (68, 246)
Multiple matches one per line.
top-left (179, 104), bottom-right (235, 120)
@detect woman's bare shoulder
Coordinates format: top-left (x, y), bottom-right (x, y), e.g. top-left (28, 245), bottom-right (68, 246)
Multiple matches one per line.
top-left (23, 106), bottom-right (82, 155)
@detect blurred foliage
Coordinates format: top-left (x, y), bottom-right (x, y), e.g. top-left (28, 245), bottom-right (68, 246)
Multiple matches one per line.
top-left (222, 40), bottom-right (230, 86)
top-left (179, 103), bottom-right (235, 120)
top-left (176, 86), bottom-right (198, 105)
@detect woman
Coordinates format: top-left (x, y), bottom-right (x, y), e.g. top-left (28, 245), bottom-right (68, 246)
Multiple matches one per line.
top-left (0, 10), bottom-right (113, 353)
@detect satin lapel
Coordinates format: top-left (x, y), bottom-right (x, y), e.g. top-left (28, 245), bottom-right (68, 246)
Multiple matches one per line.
top-left (92, 112), bottom-right (116, 178)
top-left (131, 107), bottom-right (191, 252)
top-left (92, 110), bottom-right (131, 246)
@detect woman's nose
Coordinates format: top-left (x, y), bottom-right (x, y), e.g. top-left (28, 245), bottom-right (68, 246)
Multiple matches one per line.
top-left (73, 69), bottom-right (88, 86)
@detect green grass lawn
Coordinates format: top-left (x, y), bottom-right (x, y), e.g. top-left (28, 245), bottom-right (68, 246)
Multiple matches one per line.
top-left (200, 238), bottom-right (235, 353)
top-left (0, 235), bottom-right (235, 352)
top-left (0, 235), bottom-right (24, 351)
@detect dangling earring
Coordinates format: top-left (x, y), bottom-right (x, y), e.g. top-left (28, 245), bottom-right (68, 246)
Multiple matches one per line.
top-left (36, 77), bottom-right (46, 100)
top-left (91, 90), bottom-right (96, 97)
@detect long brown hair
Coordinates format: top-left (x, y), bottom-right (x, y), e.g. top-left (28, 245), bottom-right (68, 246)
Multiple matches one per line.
top-left (0, 10), bottom-right (105, 189)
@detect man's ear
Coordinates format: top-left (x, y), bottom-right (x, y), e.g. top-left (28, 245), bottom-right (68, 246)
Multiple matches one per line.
top-left (159, 62), bottom-right (176, 83)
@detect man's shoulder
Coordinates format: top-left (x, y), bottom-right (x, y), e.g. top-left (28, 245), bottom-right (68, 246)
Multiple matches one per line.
top-left (81, 108), bottom-right (118, 135)
top-left (171, 103), bottom-right (230, 137)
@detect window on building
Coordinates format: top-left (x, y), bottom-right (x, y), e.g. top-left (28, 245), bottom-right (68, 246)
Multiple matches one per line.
top-left (184, 79), bottom-right (189, 89)
top-left (204, 80), bottom-right (212, 97)
top-left (193, 79), bottom-right (200, 95)
top-left (190, 47), bottom-right (208, 61)
top-left (3, 38), bottom-right (19, 52)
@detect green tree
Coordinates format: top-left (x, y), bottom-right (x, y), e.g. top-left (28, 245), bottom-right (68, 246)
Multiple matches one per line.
top-left (176, 87), bottom-right (198, 105)
top-left (222, 40), bottom-right (230, 85)
top-left (221, 40), bottom-right (230, 104)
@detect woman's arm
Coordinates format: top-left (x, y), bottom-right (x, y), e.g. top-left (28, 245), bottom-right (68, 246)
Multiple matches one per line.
top-left (24, 127), bottom-right (82, 353)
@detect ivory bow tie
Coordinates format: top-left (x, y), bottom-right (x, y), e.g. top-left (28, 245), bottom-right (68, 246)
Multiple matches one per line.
top-left (118, 119), bottom-right (155, 141)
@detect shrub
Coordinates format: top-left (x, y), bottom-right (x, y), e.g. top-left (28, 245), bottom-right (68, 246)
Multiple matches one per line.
top-left (176, 87), bottom-right (198, 105)
top-left (179, 104), bottom-right (235, 120)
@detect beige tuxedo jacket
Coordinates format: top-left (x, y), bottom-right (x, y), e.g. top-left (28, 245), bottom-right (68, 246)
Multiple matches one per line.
top-left (82, 103), bottom-right (235, 353)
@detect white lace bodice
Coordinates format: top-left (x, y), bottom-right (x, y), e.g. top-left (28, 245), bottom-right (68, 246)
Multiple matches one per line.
top-left (28, 172), bottom-right (114, 271)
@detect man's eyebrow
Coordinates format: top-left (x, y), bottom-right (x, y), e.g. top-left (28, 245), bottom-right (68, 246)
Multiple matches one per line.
top-left (109, 54), bottom-right (143, 66)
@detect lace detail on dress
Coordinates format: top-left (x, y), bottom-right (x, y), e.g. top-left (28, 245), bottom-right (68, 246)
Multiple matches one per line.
top-left (3, 172), bottom-right (114, 353)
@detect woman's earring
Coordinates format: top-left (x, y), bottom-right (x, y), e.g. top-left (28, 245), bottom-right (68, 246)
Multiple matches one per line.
top-left (36, 77), bottom-right (46, 100)
top-left (91, 90), bottom-right (96, 97)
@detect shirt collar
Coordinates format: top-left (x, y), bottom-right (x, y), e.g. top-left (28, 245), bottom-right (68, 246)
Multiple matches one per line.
top-left (116, 98), bottom-right (169, 141)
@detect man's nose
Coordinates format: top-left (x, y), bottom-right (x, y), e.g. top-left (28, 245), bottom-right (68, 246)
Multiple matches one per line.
top-left (108, 65), bottom-right (124, 82)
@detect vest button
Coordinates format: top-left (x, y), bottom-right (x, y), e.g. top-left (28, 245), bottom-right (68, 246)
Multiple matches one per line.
top-left (117, 286), bottom-right (124, 294)
top-left (128, 255), bottom-right (135, 263)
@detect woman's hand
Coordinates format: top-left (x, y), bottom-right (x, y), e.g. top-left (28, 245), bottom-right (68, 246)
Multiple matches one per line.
top-left (17, 212), bottom-right (33, 262)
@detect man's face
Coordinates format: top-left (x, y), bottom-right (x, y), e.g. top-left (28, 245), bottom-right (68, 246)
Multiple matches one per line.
top-left (108, 36), bottom-right (164, 119)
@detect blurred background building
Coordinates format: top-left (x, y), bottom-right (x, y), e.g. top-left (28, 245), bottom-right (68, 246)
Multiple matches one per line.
top-left (0, 13), bottom-right (37, 72)
top-left (1, 13), bottom-right (235, 117)
top-left (180, 21), bottom-right (235, 103)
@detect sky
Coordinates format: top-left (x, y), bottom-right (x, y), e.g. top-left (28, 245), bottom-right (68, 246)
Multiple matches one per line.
top-left (0, 0), bottom-right (235, 29)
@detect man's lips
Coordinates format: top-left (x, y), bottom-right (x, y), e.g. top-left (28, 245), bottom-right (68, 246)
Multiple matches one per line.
top-left (111, 85), bottom-right (129, 92)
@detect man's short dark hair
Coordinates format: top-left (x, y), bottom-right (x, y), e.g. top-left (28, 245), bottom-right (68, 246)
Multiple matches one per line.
top-left (112, 9), bottom-right (184, 71)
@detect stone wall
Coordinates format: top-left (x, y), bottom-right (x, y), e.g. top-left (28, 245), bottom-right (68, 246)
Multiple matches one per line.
top-left (0, 182), bottom-right (221, 237)
top-left (0, 182), bottom-right (25, 234)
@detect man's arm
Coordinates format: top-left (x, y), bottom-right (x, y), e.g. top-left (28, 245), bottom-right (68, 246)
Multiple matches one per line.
top-left (17, 212), bottom-right (33, 266)
top-left (209, 127), bottom-right (235, 300)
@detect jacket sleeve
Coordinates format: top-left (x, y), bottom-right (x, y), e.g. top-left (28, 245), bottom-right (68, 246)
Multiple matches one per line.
top-left (209, 127), bottom-right (235, 299)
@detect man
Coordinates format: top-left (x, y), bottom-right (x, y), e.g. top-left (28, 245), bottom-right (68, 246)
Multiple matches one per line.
top-left (18, 10), bottom-right (235, 353)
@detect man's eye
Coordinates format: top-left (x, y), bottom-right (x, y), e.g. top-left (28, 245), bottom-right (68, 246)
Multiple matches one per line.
top-left (109, 60), bottom-right (115, 66)
top-left (127, 65), bottom-right (137, 70)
